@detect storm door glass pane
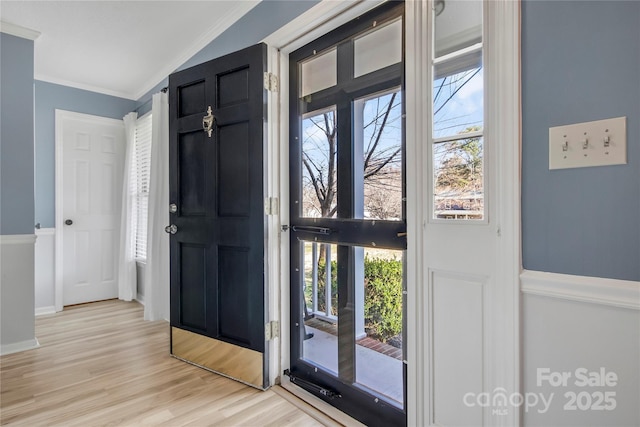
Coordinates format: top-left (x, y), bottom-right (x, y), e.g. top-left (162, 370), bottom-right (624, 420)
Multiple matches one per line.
top-left (300, 48), bottom-right (337, 98)
top-left (354, 89), bottom-right (403, 221)
top-left (301, 108), bottom-right (338, 218)
top-left (355, 247), bottom-right (404, 406)
top-left (301, 241), bottom-right (339, 374)
top-left (354, 18), bottom-right (402, 78)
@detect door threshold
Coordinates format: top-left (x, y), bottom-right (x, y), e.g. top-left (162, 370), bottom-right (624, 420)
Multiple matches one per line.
top-left (277, 378), bottom-right (366, 427)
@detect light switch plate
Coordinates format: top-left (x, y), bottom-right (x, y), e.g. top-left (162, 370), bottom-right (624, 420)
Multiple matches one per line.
top-left (549, 116), bottom-right (627, 170)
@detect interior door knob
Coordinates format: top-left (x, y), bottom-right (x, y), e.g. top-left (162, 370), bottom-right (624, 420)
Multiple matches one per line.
top-left (165, 224), bottom-right (178, 234)
top-left (65, 219), bottom-right (73, 226)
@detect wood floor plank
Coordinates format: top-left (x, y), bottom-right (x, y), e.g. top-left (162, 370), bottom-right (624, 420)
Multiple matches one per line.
top-left (0, 300), bottom-right (335, 426)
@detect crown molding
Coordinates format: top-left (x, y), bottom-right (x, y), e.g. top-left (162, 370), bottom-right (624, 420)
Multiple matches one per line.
top-left (35, 75), bottom-right (136, 100)
top-left (0, 21), bottom-right (40, 40)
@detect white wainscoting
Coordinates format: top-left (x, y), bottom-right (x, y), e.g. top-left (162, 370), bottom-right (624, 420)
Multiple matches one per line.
top-left (35, 228), bottom-right (56, 315)
top-left (521, 270), bottom-right (640, 427)
top-left (0, 234), bottom-right (39, 355)
top-left (429, 270), bottom-right (485, 427)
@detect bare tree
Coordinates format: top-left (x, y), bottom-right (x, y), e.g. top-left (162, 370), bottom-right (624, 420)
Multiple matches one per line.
top-left (434, 129), bottom-right (483, 214)
top-left (302, 92), bottom-right (403, 220)
top-left (364, 168), bottom-right (402, 220)
top-left (302, 112), bottom-right (338, 218)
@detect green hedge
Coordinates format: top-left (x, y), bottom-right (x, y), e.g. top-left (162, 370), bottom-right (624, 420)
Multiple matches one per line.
top-left (363, 256), bottom-right (403, 341)
top-left (312, 256), bottom-right (403, 342)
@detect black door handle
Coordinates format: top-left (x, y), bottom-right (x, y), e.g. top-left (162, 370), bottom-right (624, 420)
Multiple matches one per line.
top-left (65, 219), bottom-right (73, 226)
top-left (291, 225), bottom-right (332, 235)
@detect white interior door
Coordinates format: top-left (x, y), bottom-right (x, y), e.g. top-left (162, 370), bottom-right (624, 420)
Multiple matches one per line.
top-left (57, 111), bottom-right (125, 306)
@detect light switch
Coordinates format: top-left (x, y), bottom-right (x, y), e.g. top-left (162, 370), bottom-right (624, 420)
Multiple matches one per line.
top-left (549, 116), bottom-right (627, 170)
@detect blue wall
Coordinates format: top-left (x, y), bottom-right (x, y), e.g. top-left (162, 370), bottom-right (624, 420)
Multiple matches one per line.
top-left (135, 0), bottom-right (319, 113)
top-left (34, 81), bottom-right (135, 228)
top-left (522, 0), bottom-right (640, 281)
top-left (1, 33), bottom-right (35, 235)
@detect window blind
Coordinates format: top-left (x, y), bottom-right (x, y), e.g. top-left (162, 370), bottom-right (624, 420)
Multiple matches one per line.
top-left (132, 113), bottom-right (152, 261)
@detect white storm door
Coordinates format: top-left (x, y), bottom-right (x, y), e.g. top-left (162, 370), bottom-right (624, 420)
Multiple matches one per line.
top-left (57, 111), bottom-right (125, 306)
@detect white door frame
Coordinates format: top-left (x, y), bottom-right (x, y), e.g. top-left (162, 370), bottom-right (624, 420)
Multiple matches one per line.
top-left (54, 109), bottom-right (125, 312)
top-left (264, 1), bottom-right (520, 424)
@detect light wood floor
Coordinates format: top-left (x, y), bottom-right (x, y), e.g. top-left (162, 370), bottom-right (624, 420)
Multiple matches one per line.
top-left (0, 300), bottom-right (334, 426)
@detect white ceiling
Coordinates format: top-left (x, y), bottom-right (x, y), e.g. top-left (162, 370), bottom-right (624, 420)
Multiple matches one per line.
top-left (0, 1), bottom-right (260, 100)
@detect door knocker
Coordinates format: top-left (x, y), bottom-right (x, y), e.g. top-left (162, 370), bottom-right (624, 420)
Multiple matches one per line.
top-left (203, 106), bottom-right (215, 138)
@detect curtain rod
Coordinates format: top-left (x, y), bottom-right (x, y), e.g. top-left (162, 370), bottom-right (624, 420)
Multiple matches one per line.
top-left (134, 86), bottom-right (168, 112)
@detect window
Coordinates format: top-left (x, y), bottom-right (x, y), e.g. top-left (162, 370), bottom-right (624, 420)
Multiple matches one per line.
top-left (432, 0), bottom-right (484, 220)
top-left (131, 113), bottom-right (152, 261)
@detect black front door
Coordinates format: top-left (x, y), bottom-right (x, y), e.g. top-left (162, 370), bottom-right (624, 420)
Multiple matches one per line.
top-left (168, 43), bottom-right (268, 389)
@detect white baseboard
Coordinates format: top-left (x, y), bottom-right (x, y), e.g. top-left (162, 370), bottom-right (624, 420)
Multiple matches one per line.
top-left (521, 270), bottom-right (640, 310)
top-left (136, 293), bottom-right (145, 305)
top-left (35, 306), bottom-right (57, 316)
top-left (0, 338), bottom-right (40, 356)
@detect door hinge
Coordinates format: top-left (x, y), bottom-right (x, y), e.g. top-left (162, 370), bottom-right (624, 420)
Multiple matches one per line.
top-left (264, 197), bottom-right (279, 215)
top-left (263, 72), bottom-right (279, 92)
top-left (265, 320), bottom-right (279, 340)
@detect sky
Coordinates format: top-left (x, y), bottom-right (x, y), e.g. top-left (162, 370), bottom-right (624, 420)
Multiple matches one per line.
top-left (433, 66), bottom-right (484, 139)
